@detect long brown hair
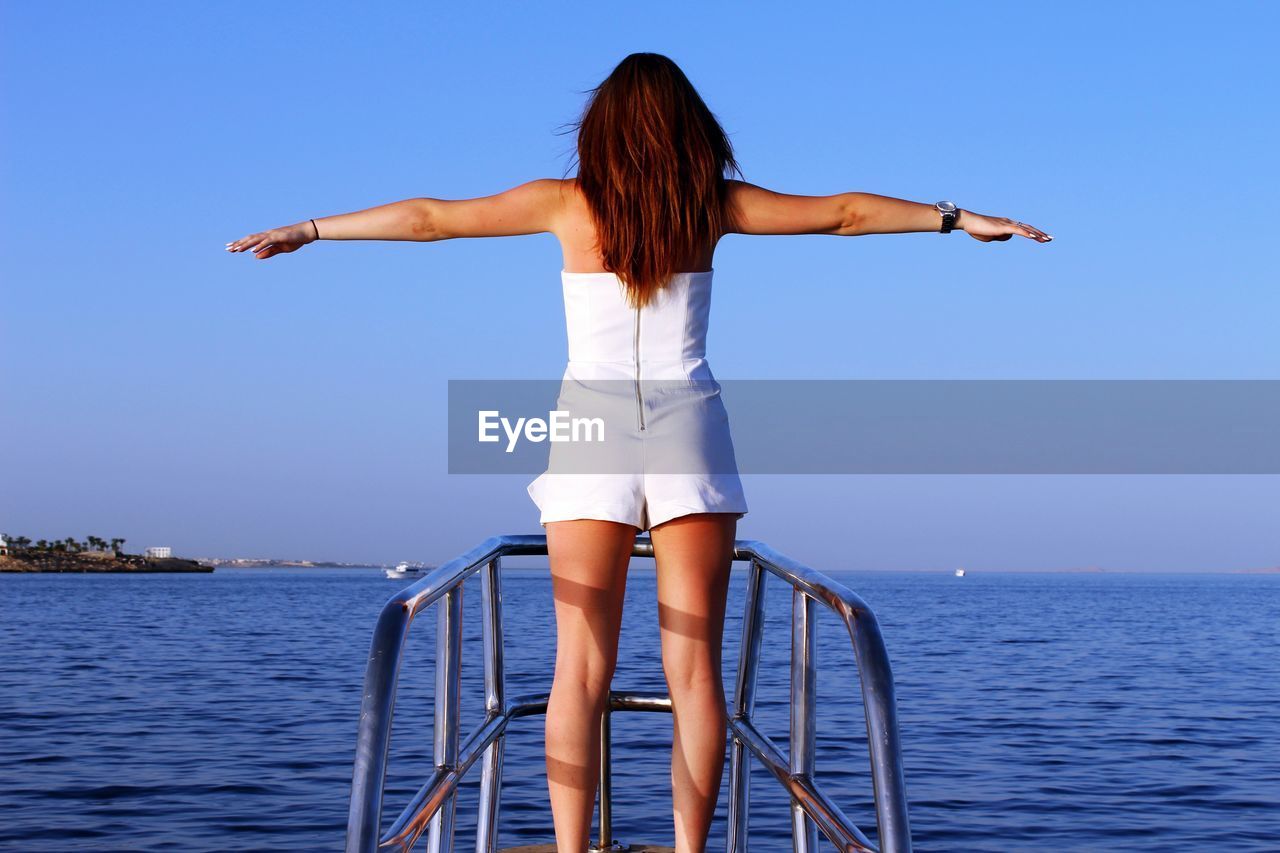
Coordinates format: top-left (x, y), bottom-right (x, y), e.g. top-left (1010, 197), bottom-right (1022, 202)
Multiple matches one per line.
top-left (561, 53), bottom-right (743, 308)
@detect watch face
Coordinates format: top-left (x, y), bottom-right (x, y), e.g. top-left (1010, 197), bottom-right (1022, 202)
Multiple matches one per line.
top-left (937, 200), bottom-right (957, 213)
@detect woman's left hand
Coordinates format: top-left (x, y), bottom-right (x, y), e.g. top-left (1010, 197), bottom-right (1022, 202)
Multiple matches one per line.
top-left (960, 211), bottom-right (1053, 243)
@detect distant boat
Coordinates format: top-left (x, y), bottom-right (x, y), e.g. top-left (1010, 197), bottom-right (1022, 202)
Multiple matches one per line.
top-left (385, 561), bottom-right (426, 580)
top-left (954, 568), bottom-right (966, 577)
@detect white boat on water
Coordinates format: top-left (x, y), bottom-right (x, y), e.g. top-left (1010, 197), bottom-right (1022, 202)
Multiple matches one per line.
top-left (955, 567), bottom-right (966, 577)
top-left (385, 561), bottom-right (427, 580)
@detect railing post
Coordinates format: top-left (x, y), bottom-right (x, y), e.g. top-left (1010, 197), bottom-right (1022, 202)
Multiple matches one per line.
top-left (475, 557), bottom-right (506, 853)
top-left (847, 610), bottom-right (912, 853)
top-left (790, 588), bottom-right (818, 853)
top-left (427, 584), bottom-right (464, 853)
top-left (726, 558), bottom-right (767, 853)
top-left (594, 697), bottom-right (616, 852)
top-left (346, 600), bottom-right (415, 853)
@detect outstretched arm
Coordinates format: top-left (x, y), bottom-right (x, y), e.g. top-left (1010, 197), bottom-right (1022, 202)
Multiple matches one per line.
top-left (724, 180), bottom-right (1052, 243)
top-left (226, 178), bottom-right (567, 260)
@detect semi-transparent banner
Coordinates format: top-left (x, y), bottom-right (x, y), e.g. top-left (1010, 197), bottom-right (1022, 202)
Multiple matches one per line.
top-left (447, 379), bottom-right (1280, 474)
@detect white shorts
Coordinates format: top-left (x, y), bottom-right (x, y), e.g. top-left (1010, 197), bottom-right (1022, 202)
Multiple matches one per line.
top-left (525, 371), bottom-right (749, 532)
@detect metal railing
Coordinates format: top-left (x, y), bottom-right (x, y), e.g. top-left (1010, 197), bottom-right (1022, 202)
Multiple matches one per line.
top-left (346, 534), bottom-right (912, 853)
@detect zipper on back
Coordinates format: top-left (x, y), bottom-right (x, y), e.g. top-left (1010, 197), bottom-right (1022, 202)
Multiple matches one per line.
top-left (633, 306), bottom-right (645, 431)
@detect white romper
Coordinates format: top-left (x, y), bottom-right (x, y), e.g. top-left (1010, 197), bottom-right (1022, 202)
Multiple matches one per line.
top-left (526, 268), bottom-right (749, 531)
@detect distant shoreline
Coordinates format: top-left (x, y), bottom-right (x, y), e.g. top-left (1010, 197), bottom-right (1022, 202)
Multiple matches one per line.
top-left (6, 551), bottom-right (1273, 575)
top-left (200, 558), bottom-right (385, 569)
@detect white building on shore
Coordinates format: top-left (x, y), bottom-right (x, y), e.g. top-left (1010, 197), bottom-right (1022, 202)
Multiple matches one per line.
top-left (145, 546), bottom-right (172, 559)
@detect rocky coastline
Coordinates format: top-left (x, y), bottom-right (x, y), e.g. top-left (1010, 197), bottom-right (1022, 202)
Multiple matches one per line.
top-left (0, 550), bottom-right (212, 574)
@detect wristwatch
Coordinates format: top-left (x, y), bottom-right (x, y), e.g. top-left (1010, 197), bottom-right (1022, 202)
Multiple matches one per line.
top-left (935, 200), bottom-right (959, 233)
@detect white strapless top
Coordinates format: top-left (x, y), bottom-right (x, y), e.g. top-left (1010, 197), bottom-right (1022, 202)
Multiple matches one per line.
top-left (558, 268), bottom-right (715, 381)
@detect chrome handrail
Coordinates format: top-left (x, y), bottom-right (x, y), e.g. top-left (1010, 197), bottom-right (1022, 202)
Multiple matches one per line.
top-left (346, 534), bottom-right (912, 853)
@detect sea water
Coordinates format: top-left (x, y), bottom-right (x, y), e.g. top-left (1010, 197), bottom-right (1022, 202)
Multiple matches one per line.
top-left (1, 565), bottom-right (1276, 851)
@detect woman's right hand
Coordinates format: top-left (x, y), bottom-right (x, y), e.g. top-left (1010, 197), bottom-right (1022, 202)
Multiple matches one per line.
top-left (225, 221), bottom-right (318, 259)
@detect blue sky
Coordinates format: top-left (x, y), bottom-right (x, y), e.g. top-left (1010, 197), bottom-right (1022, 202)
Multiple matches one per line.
top-left (2, 3), bottom-right (1276, 570)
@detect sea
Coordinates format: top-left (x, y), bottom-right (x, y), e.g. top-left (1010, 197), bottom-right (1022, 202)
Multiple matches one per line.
top-left (1, 563), bottom-right (1277, 851)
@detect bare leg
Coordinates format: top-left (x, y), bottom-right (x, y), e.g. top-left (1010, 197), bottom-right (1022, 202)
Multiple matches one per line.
top-left (545, 518), bottom-right (637, 853)
top-left (650, 512), bottom-right (737, 853)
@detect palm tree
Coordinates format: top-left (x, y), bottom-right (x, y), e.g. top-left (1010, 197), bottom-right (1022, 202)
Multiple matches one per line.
top-left (14, 536), bottom-right (31, 549)
top-left (36, 539), bottom-right (48, 550)
top-left (110, 538), bottom-right (125, 554)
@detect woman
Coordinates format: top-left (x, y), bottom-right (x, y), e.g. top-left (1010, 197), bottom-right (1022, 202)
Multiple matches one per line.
top-left (228, 52), bottom-right (1050, 853)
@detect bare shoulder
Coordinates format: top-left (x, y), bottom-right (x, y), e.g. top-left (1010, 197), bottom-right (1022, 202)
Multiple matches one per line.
top-left (722, 178), bottom-right (851, 236)
top-left (551, 178), bottom-right (598, 246)
top-left (530, 177), bottom-right (578, 233)
top-left (556, 176), bottom-right (585, 210)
